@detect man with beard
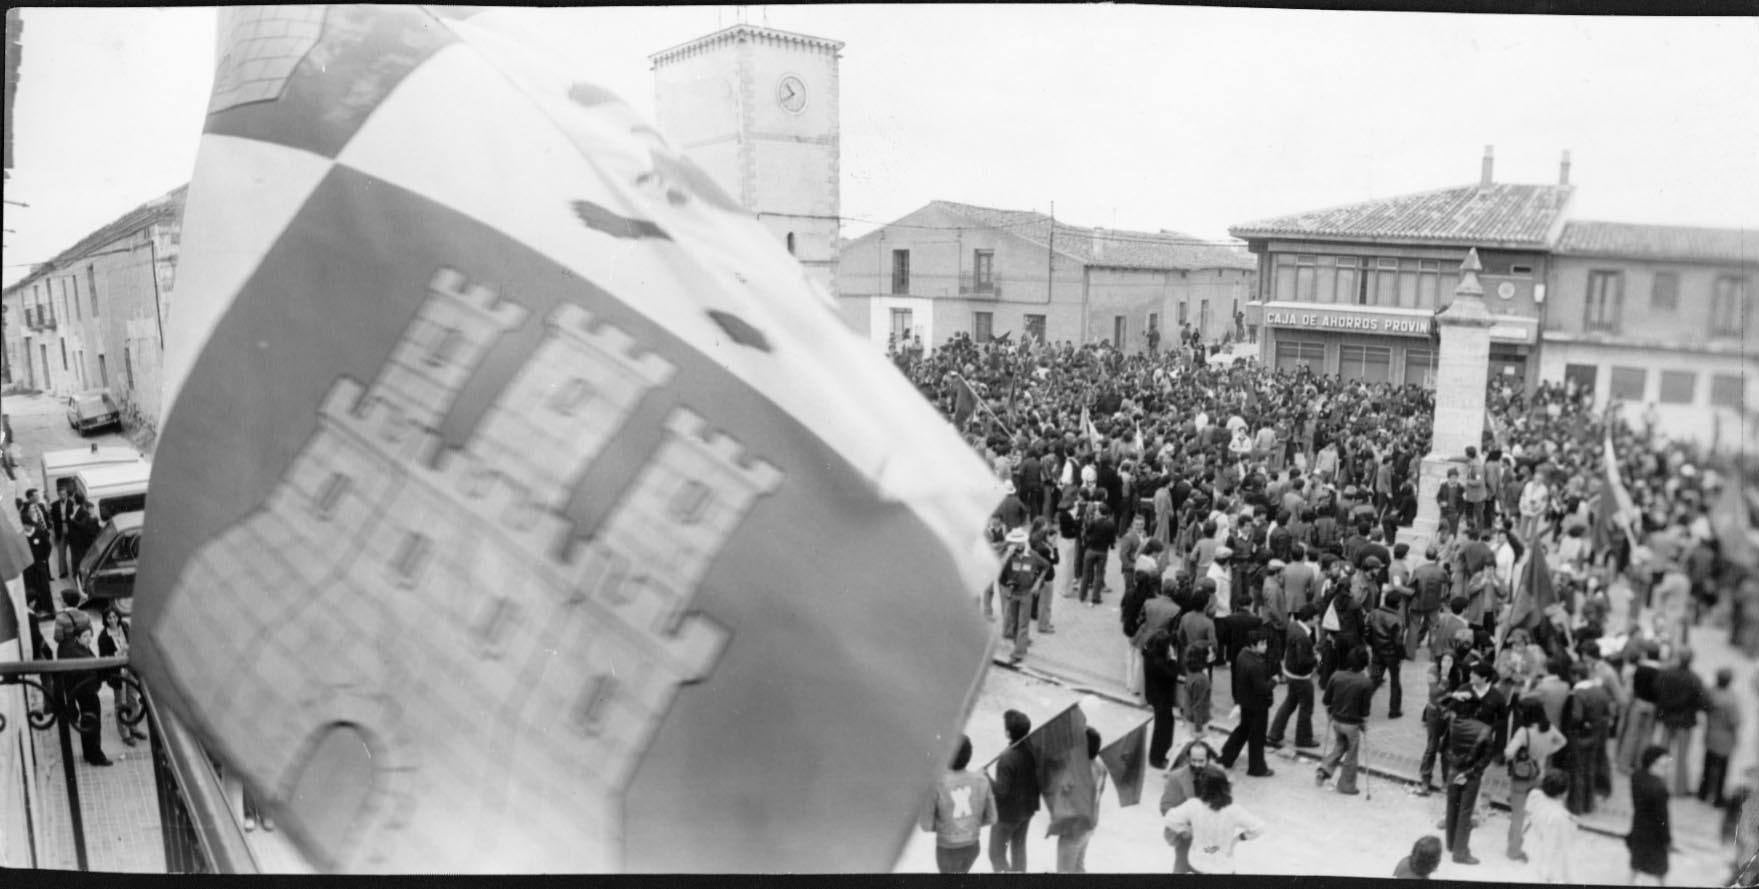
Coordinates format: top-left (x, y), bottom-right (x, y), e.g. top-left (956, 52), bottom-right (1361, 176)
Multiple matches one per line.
top-left (1160, 739), bottom-right (1228, 874)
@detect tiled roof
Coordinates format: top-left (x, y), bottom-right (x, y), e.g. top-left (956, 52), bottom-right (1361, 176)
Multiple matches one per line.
top-left (4, 185), bottom-right (186, 295)
top-left (1229, 183), bottom-right (1574, 249)
top-left (1557, 221), bottom-right (1758, 266)
top-left (932, 200), bottom-right (1255, 271)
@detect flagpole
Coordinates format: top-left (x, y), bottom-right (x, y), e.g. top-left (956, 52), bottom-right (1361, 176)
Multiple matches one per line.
top-left (984, 701), bottom-right (1081, 772)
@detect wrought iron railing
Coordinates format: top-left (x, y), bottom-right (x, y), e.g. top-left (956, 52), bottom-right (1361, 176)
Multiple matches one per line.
top-left (0, 655), bottom-right (258, 873)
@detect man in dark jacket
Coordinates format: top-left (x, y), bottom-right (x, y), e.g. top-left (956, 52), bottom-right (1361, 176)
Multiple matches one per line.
top-left (56, 614), bottom-right (112, 766)
top-left (1218, 629), bottom-right (1276, 777)
top-left (1316, 645), bottom-right (1373, 794)
top-left (1143, 625), bottom-right (1181, 769)
top-left (989, 710), bottom-right (1039, 873)
top-left (1653, 648), bottom-right (1710, 795)
top-left (1442, 696), bottom-right (1496, 865)
top-left (1268, 604), bottom-right (1321, 750)
top-left (1366, 589), bottom-right (1408, 719)
top-left (50, 487), bottom-right (76, 579)
top-left (1078, 503), bottom-right (1116, 605)
top-left (1407, 548), bottom-right (1449, 659)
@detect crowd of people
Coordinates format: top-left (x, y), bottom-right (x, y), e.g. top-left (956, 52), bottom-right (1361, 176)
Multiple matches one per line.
top-left (901, 332), bottom-right (1757, 880)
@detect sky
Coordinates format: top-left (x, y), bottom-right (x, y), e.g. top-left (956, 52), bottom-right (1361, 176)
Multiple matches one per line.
top-left (4, 5), bottom-right (1758, 289)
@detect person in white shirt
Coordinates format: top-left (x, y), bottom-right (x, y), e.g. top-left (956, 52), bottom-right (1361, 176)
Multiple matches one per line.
top-left (1162, 769), bottom-right (1266, 874)
top-left (1524, 770), bottom-right (1578, 883)
top-left (1493, 528), bottom-right (1519, 595)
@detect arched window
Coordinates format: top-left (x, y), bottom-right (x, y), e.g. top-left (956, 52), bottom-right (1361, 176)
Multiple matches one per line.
top-left (786, 232), bottom-right (796, 256)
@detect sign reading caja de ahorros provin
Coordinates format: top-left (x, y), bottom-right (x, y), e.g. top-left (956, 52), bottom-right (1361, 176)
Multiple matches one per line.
top-left (1263, 305), bottom-right (1434, 337)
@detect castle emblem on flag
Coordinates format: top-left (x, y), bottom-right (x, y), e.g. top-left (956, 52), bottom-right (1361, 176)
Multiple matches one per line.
top-left (152, 267), bottom-right (781, 870)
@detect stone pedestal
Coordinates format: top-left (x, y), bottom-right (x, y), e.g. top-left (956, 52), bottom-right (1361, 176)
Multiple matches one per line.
top-left (1406, 249), bottom-right (1496, 553)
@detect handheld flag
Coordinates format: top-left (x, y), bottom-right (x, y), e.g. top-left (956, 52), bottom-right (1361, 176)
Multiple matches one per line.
top-left (952, 373), bottom-right (979, 430)
top-left (1504, 539), bottom-right (1555, 634)
top-left (1712, 474), bottom-right (1758, 575)
top-left (1028, 704), bottom-right (1096, 838)
top-left (1598, 429), bottom-right (1638, 548)
top-left (131, 6), bottom-right (998, 874)
top-left (1098, 717), bottom-right (1150, 807)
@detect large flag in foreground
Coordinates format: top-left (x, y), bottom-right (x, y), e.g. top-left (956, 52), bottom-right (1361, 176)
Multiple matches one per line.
top-left (131, 6), bottom-right (997, 873)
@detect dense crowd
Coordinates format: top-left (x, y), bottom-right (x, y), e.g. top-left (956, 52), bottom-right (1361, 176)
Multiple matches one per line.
top-left (903, 332), bottom-right (1758, 880)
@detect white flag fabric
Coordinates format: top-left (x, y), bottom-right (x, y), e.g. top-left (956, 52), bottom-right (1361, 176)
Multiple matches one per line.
top-left (134, 6), bottom-right (996, 873)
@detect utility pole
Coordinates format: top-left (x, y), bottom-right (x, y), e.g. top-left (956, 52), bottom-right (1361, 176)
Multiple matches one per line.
top-left (1047, 201), bottom-right (1054, 307)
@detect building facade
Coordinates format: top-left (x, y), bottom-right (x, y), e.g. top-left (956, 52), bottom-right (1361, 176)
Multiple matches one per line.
top-left (650, 24), bottom-right (842, 298)
top-left (1543, 221), bottom-right (1756, 450)
top-left (837, 200), bottom-right (1255, 351)
top-left (1231, 149), bottom-right (1571, 388)
top-left (1, 186), bottom-right (182, 437)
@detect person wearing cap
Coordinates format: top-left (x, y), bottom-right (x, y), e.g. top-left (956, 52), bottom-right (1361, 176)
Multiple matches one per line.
top-left (1206, 546), bottom-right (1236, 667)
top-left (1260, 559), bottom-right (1290, 665)
top-left (996, 528), bottom-right (1050, 664)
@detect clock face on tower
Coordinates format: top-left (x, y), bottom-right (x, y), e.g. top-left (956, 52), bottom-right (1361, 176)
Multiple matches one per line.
top-left (776, 74), bottom-right (807, 114)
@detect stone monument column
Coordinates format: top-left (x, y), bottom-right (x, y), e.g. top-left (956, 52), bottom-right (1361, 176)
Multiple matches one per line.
top-left (1408, 248), bottom-right (1496, 548)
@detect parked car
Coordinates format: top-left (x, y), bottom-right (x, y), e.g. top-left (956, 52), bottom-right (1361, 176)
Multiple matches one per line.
top-left (67, 389), bottom-right (122, 434)
top-left (78, 510), bottom-right (143, 617)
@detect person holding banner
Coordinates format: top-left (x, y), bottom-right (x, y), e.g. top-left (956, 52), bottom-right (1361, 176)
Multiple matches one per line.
top-left (1056, 727), bottom-right (1108, 873)
top-left (989, 710), bottom-right (1039, 873)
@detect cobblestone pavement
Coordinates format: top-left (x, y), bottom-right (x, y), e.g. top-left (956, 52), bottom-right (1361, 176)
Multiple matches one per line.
top-left (951, 544), bottom-right (1751, 879)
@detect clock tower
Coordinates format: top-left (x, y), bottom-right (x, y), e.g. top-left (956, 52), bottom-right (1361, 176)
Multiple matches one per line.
top-left (650, 24), bottom-right (844, 298)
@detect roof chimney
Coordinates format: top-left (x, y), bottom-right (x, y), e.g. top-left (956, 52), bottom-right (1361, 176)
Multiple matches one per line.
top-left (1092, 226), bottom-right (1105, 260)
top-left (1559, 149), bottom-right (1571, 186)
top-left (1480, 145), bottom-right (1494, 189)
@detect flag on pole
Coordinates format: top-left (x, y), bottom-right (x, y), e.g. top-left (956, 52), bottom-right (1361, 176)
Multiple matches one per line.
top-left (130, 6), bottom-right (998, 874)
top-left (951, 374), bottom-right (979, 430)
top-left (1026, 704), bottom-right (1096, 838)
top-left (1598, 428), bottom-right (1638, 547)
top-left (1082, 405), bottom-right (1101, 451)
top-left (1712, 473), bottom-right (1758, 574)
top-left (1504, 539), bottom-right (1556, 634)
top-left (1098, 717), bottom-right (1150, 807)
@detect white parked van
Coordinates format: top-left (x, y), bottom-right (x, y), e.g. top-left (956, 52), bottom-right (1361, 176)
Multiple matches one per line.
top-left (40, 444), bottom-right (146, 500)
top-left (72, 462), bottom-right (151, 522)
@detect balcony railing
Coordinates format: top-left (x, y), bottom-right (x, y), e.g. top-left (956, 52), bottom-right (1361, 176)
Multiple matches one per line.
top-left (25, 307), bottom-right (56, 331)
top-left (958, 273), bottom-right (1002, 299)
top-left (0, 654), bottom-right (258, 873)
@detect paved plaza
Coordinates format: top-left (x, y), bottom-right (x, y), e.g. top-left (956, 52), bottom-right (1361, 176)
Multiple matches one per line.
top-left (949, 544), bottom-right (1748, 878)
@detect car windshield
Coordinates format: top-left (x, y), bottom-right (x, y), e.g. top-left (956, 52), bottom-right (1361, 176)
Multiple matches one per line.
top-left (76, 393), bottom-right (114, 412)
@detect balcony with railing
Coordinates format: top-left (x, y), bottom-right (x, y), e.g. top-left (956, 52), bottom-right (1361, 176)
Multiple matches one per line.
top-left (25, 305), bottom-right (56, 331)
top-left (957, 272), bottom-right (1002, 299)
top-left (1, 653), bottom-right (258, 873)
